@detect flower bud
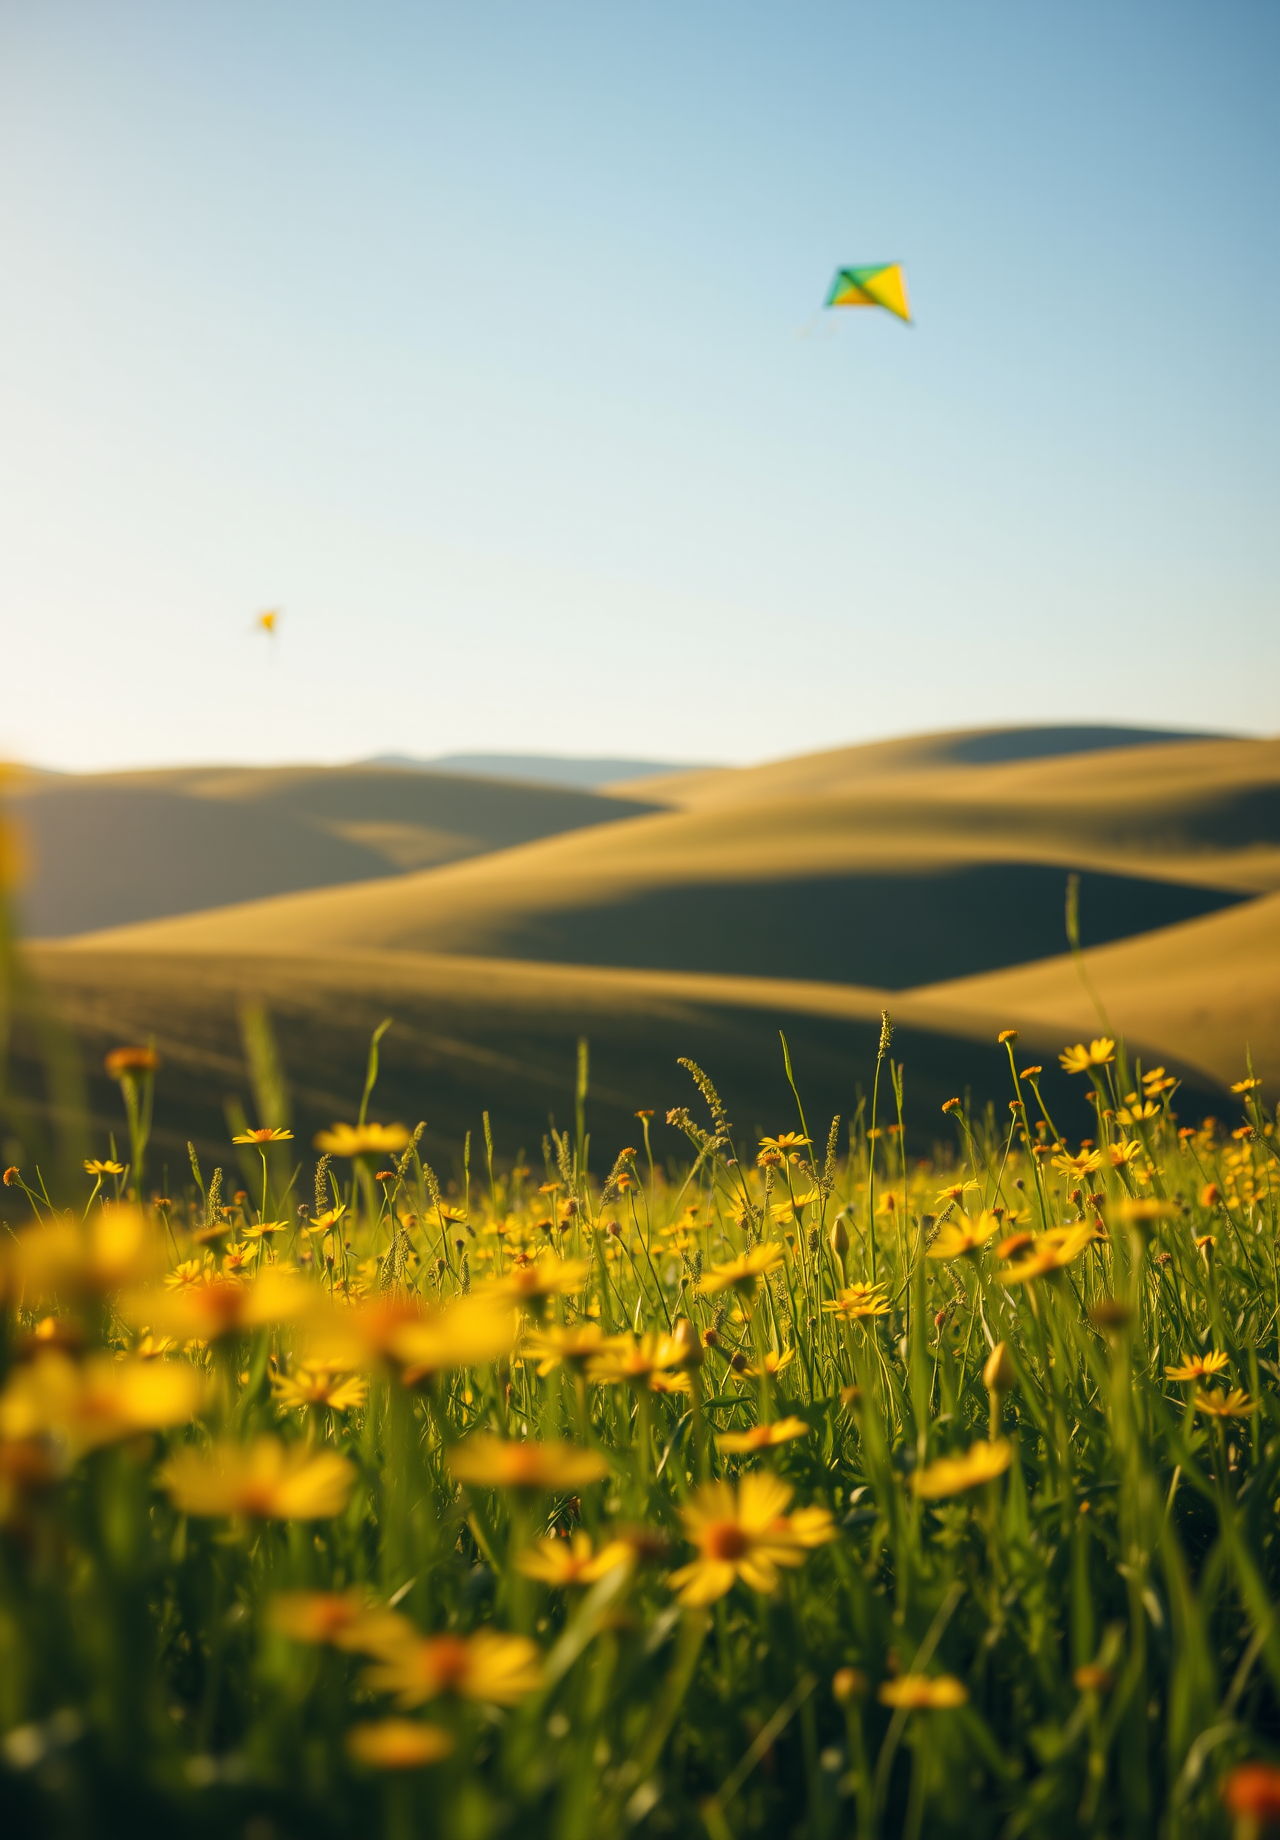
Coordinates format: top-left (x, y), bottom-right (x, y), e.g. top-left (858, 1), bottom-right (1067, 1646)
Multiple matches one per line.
top-left (829, 1217), bottom-right (849, 1258)
top-left (983, 1341), bottom-right (1016, 1395)
top-left (832, 1667), bottom-right (866, 1704)
top-left (667, 1316), bottom-right (704, 1370)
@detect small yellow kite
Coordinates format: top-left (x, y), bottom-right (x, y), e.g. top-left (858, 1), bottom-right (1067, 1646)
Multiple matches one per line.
top-left (256, 610), bottom-right (280, 636)
top-left (825, 263), bottom-right (911, 323)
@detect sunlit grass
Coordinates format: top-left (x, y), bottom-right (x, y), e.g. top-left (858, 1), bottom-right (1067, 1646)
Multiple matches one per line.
top-left (0, 1002), bottom-right (1278, 1838)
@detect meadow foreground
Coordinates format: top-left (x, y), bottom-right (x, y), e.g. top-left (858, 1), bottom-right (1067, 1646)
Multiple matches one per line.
top-left (1, 1018), bottom-right (1278, 1838)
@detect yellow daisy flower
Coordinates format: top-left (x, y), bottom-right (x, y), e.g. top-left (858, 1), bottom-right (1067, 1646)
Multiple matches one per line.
top-left (159, 1437), bottom-right (356, 1520)
top-left (667, 1472), bottom-right (834, 1606)
top-left (911, 1439), bottom-right (1012, 1499)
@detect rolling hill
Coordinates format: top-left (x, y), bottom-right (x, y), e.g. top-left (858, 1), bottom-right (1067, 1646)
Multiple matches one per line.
top-left (7, 763), bottom-right (661, 936)
top-left (9, 724), bottom-right (1275, 1170)
top-left (60, 730), bottom-right (1279, 984)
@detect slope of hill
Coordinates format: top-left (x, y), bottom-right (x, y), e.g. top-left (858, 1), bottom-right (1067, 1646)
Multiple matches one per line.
top-left (905, 887), bottom-right (1280, 1092)
top-left (625, 723), bottom-right (1232, 807)
top-left (65, 734), bottom-right (1279, 991)
top-left (22, 897), bottom-right (1265, 1172)
top-left (12, 726), bottom-right (1275, 1166)
top-left (7, 765), bottom-right (662, 937)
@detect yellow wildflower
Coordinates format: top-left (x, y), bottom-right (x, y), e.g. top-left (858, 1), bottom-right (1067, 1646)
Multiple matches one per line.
top-left (926, 1212), bottom-right (1000, 1261)
top-left (490, 1257), bottom-right (591, 1303)
top-left (0, 1352), bottom-right (204, 1457)
top-left (446, 1434), bottom-right (609, 1492)
top-left (134, 1333), bottom-right (176, 1359)
top-left (1107, 1139), bottom-right (1144, 1168)
top-left (667, 1472), bottom-right (834, 1606)
top-left (717, 1416), bottom-right (810, 1455)
top-left (699, 1244), bottom-right (786, 1296)
top-left (1115, 1096), bottom-right (1160, 1125)
top-left (241, 1220), bottom-right (289, 1242)
top-left (1052, 1149), bottom-right (1103, 1180)
top-left (934, 1184), bottom-right (971, 1206)
top-left (1194, 1388), bottom-right (1256, 1419)
top-left (999, 1222), bottom-right (1098, 1286)
top-left (83, 1159), bottom-right (125, 1177)
top-left (5, 1208), bottom-right (161, 1302)
top-left (165, 1257), bottom-right (209, 1290)
top-left (359, 1625), bottom-right (543, 1707)
top-left (346, 1720), bottom-right (453, 1770)
top-left (104, 1045), bottom-right (160, 1078)
top-left (1165, 1352), bottom-right (1230, 1382)
top-left (272, 1363), bottom-right (368, 1414)
top-left (823, 1282), bottom-right (890, 1322)
top-left (307, 1204), bottom-right (348, 1234)
top-left (130, 1269), bottom-right (308, 1342)
top-left (270, 1590), bottom-right (372, 1645)
top-left (521, 1323), bottom-right (606, 1375)
top-left (911, 1440), bottom-right (1013, 1499)
top-left (516, 1530), bottom-right (633, 1586)
top-left (232, 1127), bottom-right (294, 1144)
top-left (160, 1437), bottom-right (356, 1519)
top-left (1115, 1197), bottom-right (1177, 1225)
top-left (313, 1122), bottom-right (412, 1157)
top-left (745, 1345), bottom-right (796, 1379)
top-left (586, 1331), bottom-right (693, 1390)
top-left (877, 1675), bottom-right (968, 1709)
top-left (386, 1295), bottom-right (519, 1384)
top-left (1059, 1039), bottom-right (1115, 1074)
top-left (305, 1293), bottom-right (515, 1381)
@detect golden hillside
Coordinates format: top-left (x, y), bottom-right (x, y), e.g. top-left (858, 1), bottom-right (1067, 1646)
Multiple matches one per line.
top-left (15, 726), bottom-right (1275, 1158)
top-left (61, 731), bottom-right (1278, 988)
top-left (8, 763), bottom-right (661, 937)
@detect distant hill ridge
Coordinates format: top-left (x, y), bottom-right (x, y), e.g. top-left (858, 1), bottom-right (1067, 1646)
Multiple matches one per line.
top-left (365, 753), bottom-right (708, 789)
top-left (8, 725), bottom-right (1258, 947)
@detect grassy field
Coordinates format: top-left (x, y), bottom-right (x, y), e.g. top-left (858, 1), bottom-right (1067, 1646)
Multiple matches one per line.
top-left (0, 979), bottom-right (1277, 1838)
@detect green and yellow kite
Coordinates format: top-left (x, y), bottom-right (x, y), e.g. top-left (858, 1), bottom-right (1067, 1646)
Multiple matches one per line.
top-left (825, 263), bottom-right (911, 323)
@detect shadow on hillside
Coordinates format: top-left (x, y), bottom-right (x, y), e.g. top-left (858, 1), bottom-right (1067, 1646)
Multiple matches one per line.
top-left (4, 953), bottom-right (1226, 1207)
top-left (453, 865), bottom-right (1246, 988)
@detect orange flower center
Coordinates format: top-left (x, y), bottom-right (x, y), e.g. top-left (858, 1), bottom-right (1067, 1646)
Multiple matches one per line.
top-left (200, 1281), bottom-right (249, 1331)
top-left (1224, 1766), bottom-right (1280, 1819)
top-left (314, 1599), bottom-right (357, 1636)
top-left (236, 1484), bottom-right (279, 1517)
top-left (704, 1521), bottom-right (750, 1560)
top-left (503, 1448), bottom-right (545, 1484)
top-left (423, 1635), bottom-right (471, 1690)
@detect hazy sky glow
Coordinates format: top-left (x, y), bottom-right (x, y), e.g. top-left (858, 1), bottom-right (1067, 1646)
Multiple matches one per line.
top-left (1, 1), bottom-right (1276, 772)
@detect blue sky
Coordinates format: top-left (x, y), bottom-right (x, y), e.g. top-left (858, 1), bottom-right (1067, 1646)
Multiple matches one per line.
top-left (1, 1), bottom-right (1276, 771)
